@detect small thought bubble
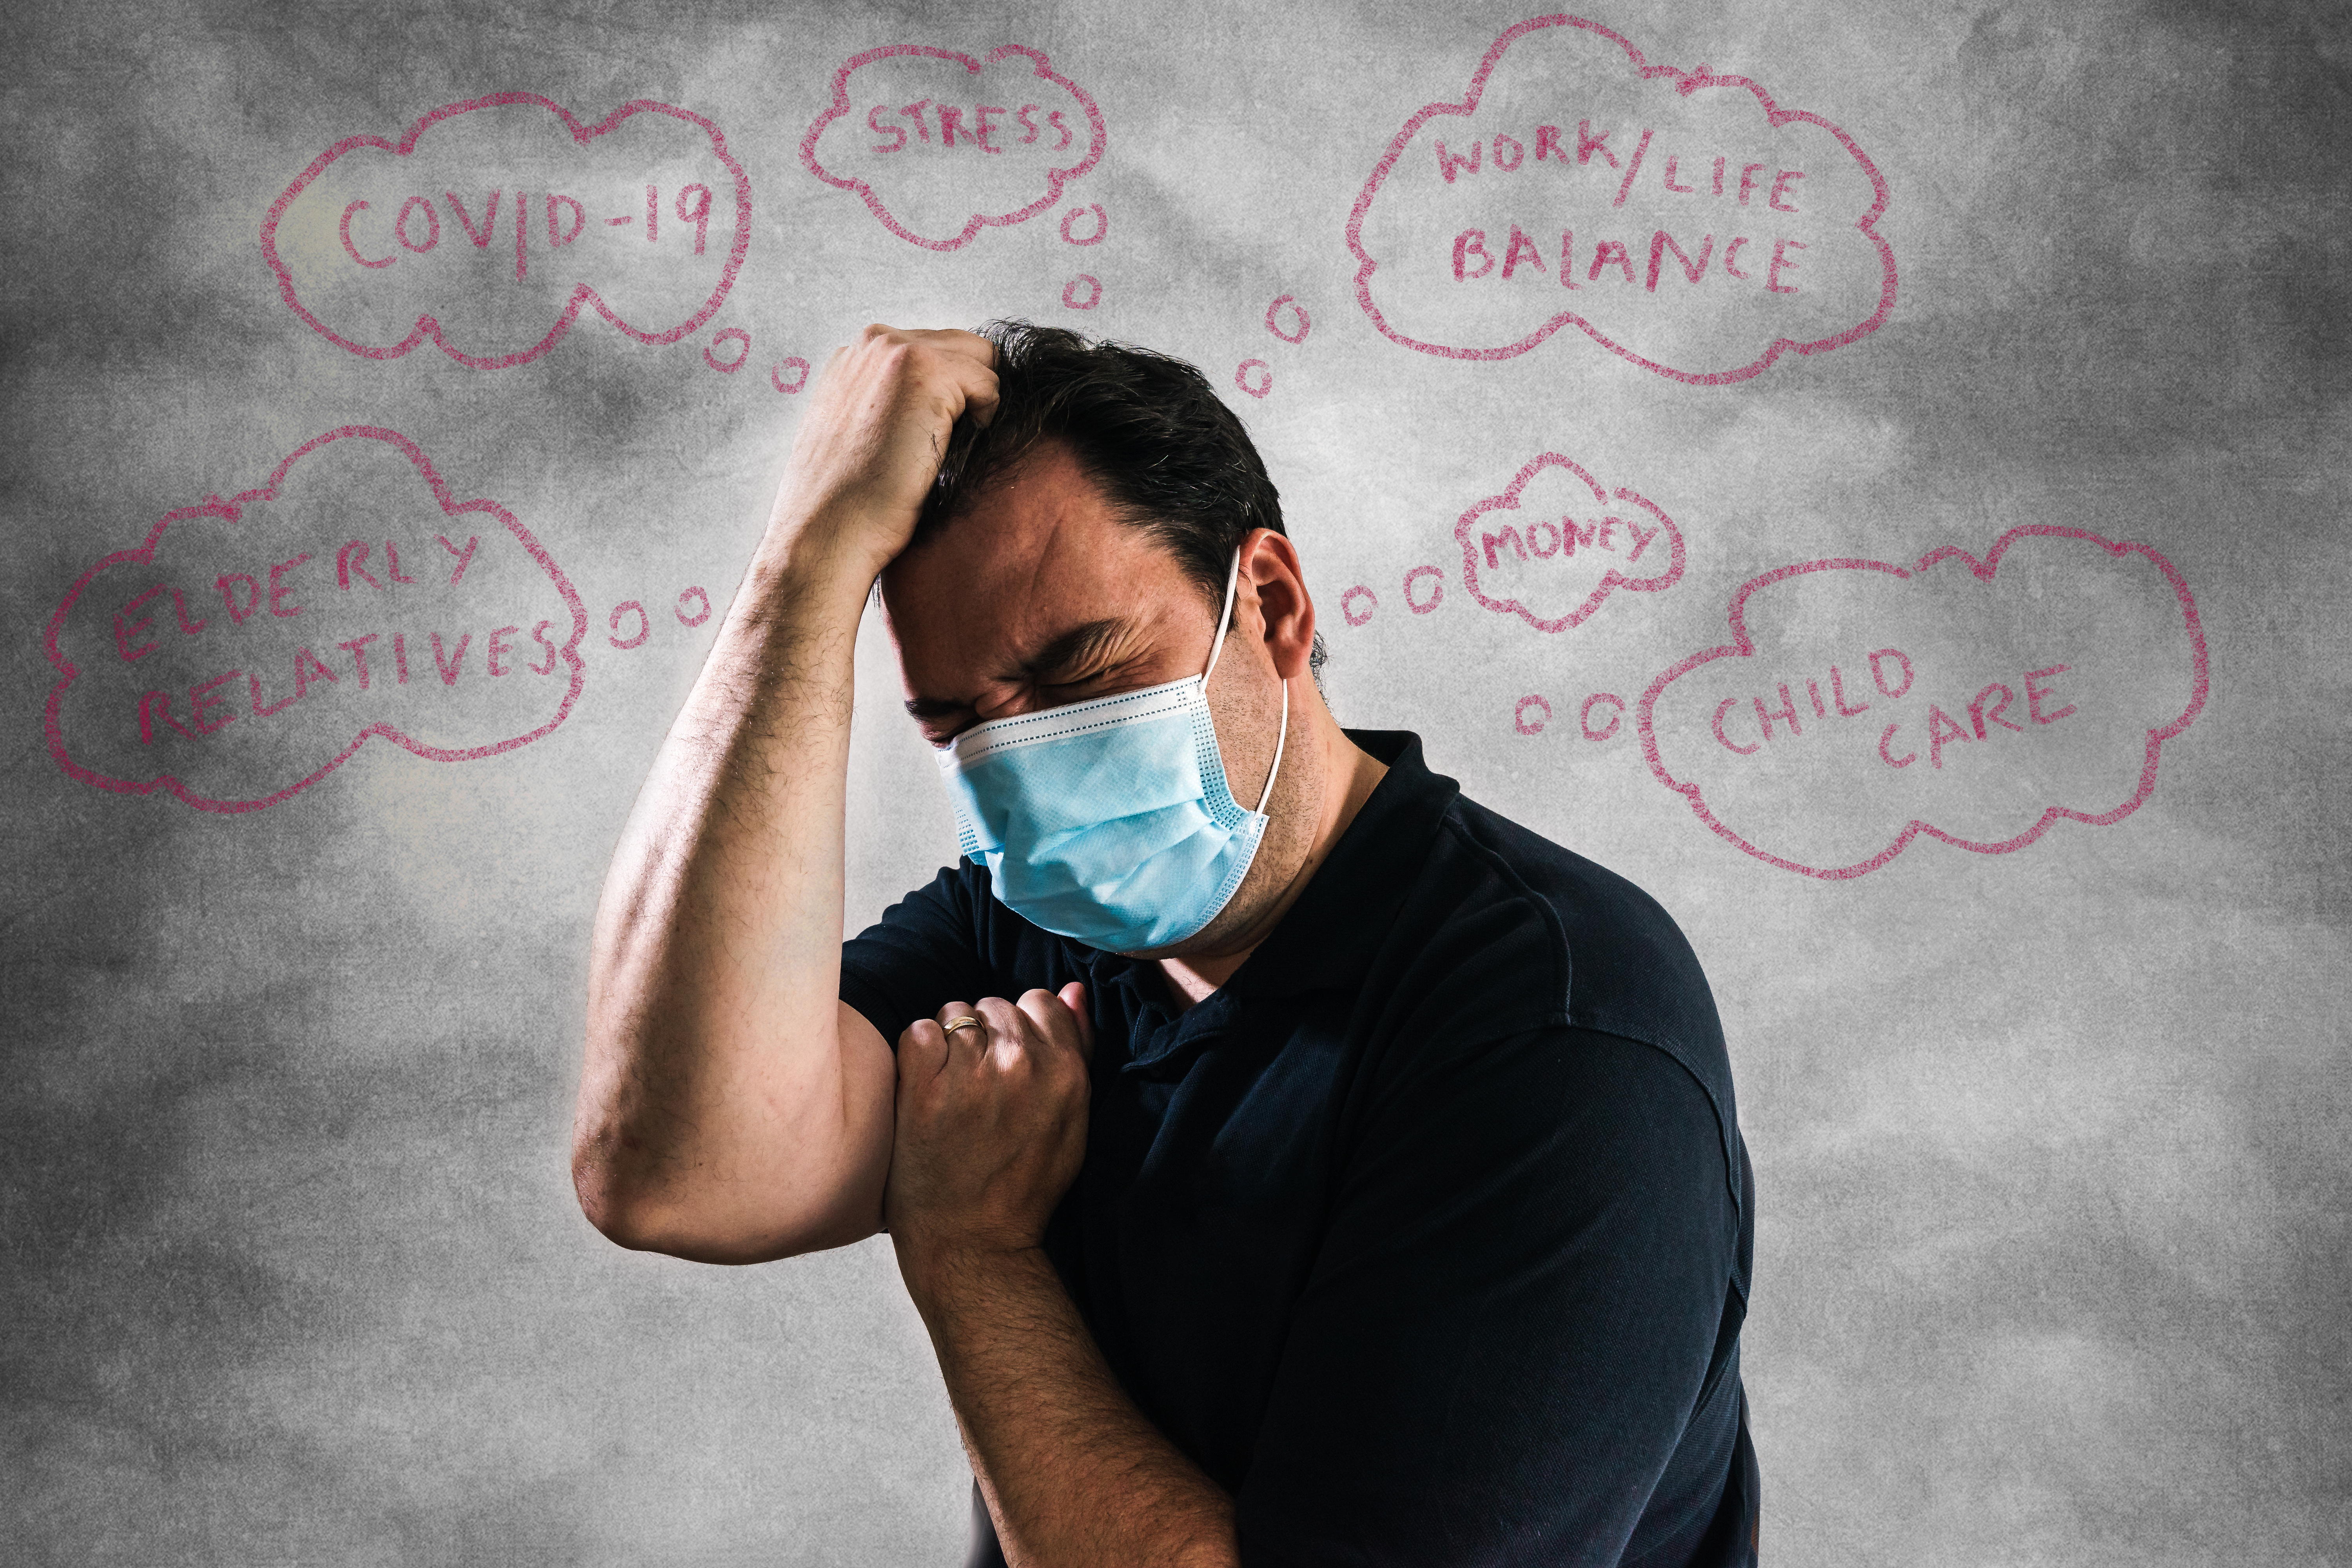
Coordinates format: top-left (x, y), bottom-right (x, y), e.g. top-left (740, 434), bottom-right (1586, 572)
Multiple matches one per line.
top-left (801, 44), bottom-right (1105, 250)
top-left (1455, 452), bottom-right (1684, 632)
top-left (262, 93), bottom-right (752, 369)
top-left (1348, 15), bottom-right (1895, 383)
top-left (1636, 527), bottom-right (2208, 878)
top-left (45, 427), bottom-right (588, 813)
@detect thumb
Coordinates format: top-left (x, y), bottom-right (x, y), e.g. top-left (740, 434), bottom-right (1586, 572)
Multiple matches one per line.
top-left (897, 1019), bottom-right (946, 1092)
top-left (1058, 980), bottom-right (1095, 1062)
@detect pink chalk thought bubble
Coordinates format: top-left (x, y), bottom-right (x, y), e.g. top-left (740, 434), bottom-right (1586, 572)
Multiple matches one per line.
top-left (1348, 15), bottom-right (1896, 383)
top-left (1455, 452), bottom-right (1683, 632)
top-left (45, 428), bottom-right (588, 813)
top-left (801, 45), bottom-right (1105, 250)
top-left (1636, 527), bottom-right (2207, 878)
top-left (262, 94), bottom-right (751, 369)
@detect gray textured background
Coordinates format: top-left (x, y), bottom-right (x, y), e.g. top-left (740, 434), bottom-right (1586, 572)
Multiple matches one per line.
top-left (5, 1), bottom-right (2348, 1563)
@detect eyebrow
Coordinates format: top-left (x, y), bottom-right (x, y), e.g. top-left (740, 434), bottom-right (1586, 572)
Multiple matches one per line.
top-left (903, 617), bottom-right (1135, 723)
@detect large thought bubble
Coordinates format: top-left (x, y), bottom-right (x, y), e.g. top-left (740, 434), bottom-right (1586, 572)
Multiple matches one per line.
top-left (45, 428), bottom-right (588, 813)
top-left (1349, 15), bottom-right (1895, 383)
top-left (1635, 528), bottom-right (2207, 877)
top-left (801, 45), bottom-right (1105, 250)
top-left (1455, 452), bottom-right (1684, 633)
top-left (263, 94), bottom-right (751, 369)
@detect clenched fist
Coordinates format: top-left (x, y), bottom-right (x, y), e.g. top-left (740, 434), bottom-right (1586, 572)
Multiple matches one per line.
top-left (763, 324), bottom-right (1000, 583)
top-left (884, 985), bottom-right (1096, 1270)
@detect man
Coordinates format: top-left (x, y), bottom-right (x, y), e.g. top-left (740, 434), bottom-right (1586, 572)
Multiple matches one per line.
top-left (572, 321), bottom-right (1759, 1566)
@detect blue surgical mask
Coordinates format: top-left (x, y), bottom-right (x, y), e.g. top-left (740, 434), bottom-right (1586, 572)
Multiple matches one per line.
top-left (935, 550), bottom-right (1289, 953)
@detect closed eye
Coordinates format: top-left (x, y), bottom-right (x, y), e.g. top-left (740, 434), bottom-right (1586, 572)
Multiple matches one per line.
top-left (906, 617), bottom-right (1154, 744)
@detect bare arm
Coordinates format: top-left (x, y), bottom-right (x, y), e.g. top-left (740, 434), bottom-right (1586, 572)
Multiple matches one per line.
top-left (571, 326), bottom-right (999, 1263)
top-left (916, 1244), bottom-right (1238, 1568)
top-left (891, 991), bottom-right (1240, 1568)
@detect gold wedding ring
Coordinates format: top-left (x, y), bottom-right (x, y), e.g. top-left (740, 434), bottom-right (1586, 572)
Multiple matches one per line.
top-left (941, 1015), bottom-right (984, 1036)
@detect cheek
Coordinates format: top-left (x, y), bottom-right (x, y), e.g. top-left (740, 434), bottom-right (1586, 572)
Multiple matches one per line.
top-left (1205, 650), bottom-right (1283, 788)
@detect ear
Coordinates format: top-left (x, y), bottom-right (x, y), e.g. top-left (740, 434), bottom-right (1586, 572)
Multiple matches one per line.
top-left (1240, 528), bottom-right (1317, 681)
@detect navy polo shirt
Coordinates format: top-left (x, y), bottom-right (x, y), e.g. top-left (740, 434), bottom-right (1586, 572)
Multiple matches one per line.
top-left (840, 730), bottom-right (1758, 1567)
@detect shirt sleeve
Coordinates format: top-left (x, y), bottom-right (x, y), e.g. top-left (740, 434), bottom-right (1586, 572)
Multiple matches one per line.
top-left (1232, 1024), bottom-right (1742, 1567)
top-left (838, 864), bottom-right (999, 1050)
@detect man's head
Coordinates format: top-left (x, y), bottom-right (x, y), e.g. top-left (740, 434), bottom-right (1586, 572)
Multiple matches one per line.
top-left (878, 321), bottom-right (1339, 960)
top-left (912, 321), bottom-right (1294, 616)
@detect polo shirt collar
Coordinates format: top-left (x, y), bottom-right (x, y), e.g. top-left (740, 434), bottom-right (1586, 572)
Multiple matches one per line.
top-left (1220, 729), bottom-right (1459, 1002)
top-left (1085, 730), bottom-right (1459, 1058)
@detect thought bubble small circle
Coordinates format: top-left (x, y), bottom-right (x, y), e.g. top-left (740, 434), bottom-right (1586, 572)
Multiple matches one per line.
top-left (1405, 565), bottom-right (1446, 614)
top-left (771, 357), bottom-right (811, 394)
top-left (1341, 585), bottom-right (1378, 626)
top-left (610, 601), bottom-right (650, 650)
top-left (1234, 359), bottom-right (1272, 399)
top-left (1580, 692), bottom-right (1624, 740)
top-left (676, 586), bottom-right (712, 626)
top-left (1266, 295), bottom-right (1311, 345)
top-left (1062, 274), bottom-right (1102, 310)
top-left (1514, 694), bottom-right (1553, 735)
top-left (1060, 204), bottom-right (1107, 245)
top-left (703, 328), bottom-right (751, 373)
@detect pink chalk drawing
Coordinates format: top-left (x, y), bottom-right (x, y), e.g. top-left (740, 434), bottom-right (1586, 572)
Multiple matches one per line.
top-left (1265, 294), bottom-right (1312, 345)
top-left (801, 45), bottom-right (1105, 250)
top-left (1455, 452), bottom-right (1683, 632)
top-left (1233, 292), bottom-right (1314, 398)
top-left (1635, 526), bottom-right (2208, 878)
top-left (1347, 15), bottom-right (1896, 383)
top-left (261, 94), bottom-right (752, 369)
top-left (45, 427), bottom-right (589, 813)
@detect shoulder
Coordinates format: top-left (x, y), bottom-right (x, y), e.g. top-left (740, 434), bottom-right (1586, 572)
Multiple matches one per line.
top-left (1441, 796), bottom-right (1724, 1060)
top-left (840, 860), bottom-right (1090, 1040)
top-left (1364, 792), bottom-right (1739, 1169)
top-left (849, 860), bottom-right (1055, 964)
top-left (1376, 796), bottom-right (1719, 1044)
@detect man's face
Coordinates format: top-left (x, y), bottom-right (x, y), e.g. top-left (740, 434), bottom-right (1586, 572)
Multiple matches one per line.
top-left (877, 439), bottom-right (1302, 959)
top-left (879, 441), bottom-right (1230, 745)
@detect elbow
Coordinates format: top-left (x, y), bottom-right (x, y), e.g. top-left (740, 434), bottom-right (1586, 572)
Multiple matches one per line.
top-left (568, 1123), bottom-right (706, 1257)
top-left (567, 1020), bottom-right (725, 1258)
top-left (568, 1127), bottom-right (869, 1265)
top-left (570, 1152), bottom-right (747, 1261)
top-left (570, 1130), bottom-right (666, 1253)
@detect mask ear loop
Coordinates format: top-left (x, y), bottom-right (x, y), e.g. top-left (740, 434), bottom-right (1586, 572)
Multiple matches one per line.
top-left (1256, 678), bottom-right (1289, 815)
top-left (1202, 548), bottom-right (1288, 816)
top-left (1202, 547), bottom-right (1244, 681)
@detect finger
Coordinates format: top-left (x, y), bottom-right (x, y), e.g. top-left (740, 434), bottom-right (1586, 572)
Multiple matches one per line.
top-left (850, 324), bottom-right (997, 389)
top-left (1057, 981), bottom-right (1095, 1062)
top-left (898, 1018), bottom-right (949, 1087)
top-left (1013, 988), bottom-right (1087, 1071)
top-left (892, 328), bottom-right (1000, 428)
top-left (932, 351), bottom-right (1000, 430)
top-left (934, 1001), bottom-right (988, 1060)
top-left (975, 995), bottom-right (1036, 1070)
top-left (897, 325), bottom-right (998, 363)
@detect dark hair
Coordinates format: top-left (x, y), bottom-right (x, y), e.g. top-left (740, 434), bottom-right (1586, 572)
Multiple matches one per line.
top-left (913, 320), bottom-right (1327, 680)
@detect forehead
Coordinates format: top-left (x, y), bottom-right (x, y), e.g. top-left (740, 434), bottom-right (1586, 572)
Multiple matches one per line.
top-left (880, 443), bottom-right (1209, 690)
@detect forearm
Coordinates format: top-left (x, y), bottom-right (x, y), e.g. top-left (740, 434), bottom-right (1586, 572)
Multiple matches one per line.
top-left (903, 1244), bottom-right (1239, 1568)
top-left (574, 525), bottom-right (886, 1257)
